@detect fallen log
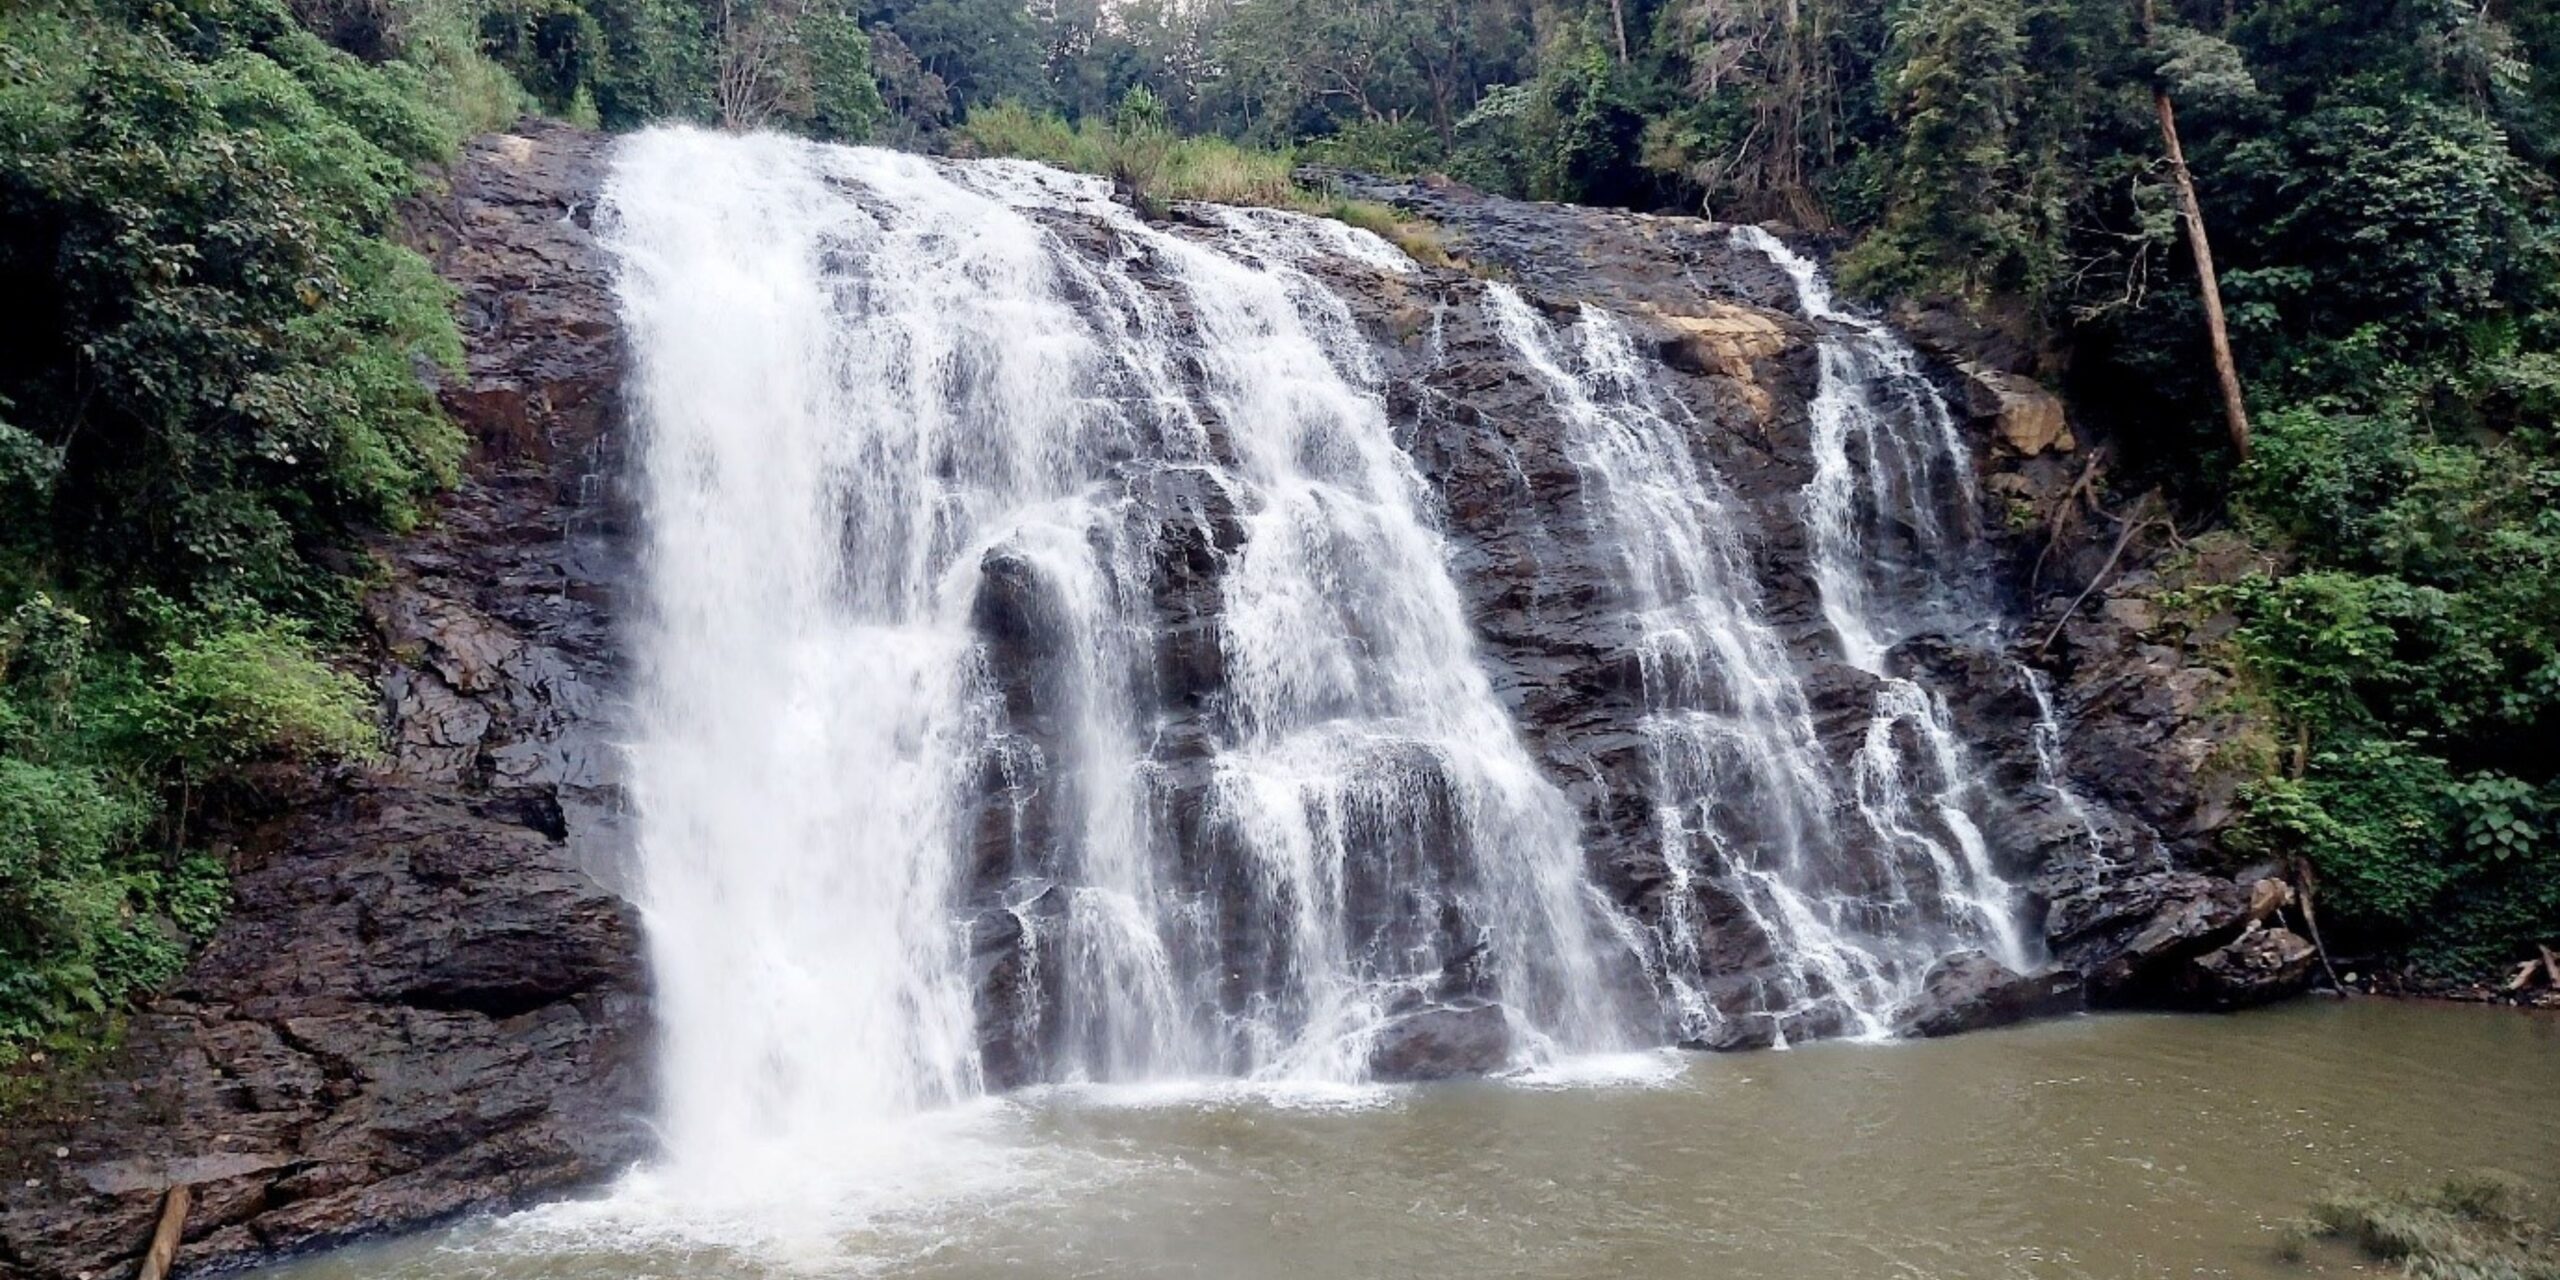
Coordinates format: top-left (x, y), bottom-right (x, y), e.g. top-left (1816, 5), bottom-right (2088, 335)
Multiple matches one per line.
top-left (136, 1184), bottom-right (190, 1280)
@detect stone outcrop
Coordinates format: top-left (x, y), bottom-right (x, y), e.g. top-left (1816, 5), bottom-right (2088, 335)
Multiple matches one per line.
top-left (0, 122), bottom-right (643, 1280)
top-left (1893, 951), bottom-right (2087, 1038)
top-left (1368, 1004), bottom-right (1515, 1082)
top-left (1959, 364), bottom-right (2076, 456)
top-left (2180, 925), bottom-right (2321, 1009)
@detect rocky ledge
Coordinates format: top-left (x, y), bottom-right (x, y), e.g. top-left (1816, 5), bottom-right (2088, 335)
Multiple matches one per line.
top-left (1321, 174), bottom-right (2316, 1043)
top-left (0, 123), bottom-right (644, 1280)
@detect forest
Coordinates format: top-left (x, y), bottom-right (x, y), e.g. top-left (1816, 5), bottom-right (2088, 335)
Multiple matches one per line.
top-left (2, 0), bottom-right (2555, 1057)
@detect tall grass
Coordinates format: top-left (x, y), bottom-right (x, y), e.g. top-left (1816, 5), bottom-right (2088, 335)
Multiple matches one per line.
top-left (2283, 1173), bottom-right (2560, 1280)
top-left (957, 102), bottom-right (1451, 266)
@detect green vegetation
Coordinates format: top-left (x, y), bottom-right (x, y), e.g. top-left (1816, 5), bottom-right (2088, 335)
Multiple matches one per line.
top-left (960, 96), bottom-right (1299, 208)
top-left (2281, 1173), bottom-right (2560, 1280)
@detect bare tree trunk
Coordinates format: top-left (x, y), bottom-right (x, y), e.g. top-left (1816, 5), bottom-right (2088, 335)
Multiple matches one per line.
top-left (136, 1185), bottom-right (191, 1280)
top-left (2137, 0), bottom-right (2250, 461)
top-left (2154, 89), bottom-right (2251, 460)
top-left (1609, 0), bottom-right (1631, 62)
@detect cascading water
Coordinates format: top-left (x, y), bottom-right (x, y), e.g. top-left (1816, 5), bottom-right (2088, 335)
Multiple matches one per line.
top-left (1728, 226), bottom-right (1983, 667)
top-left (1730, 226), bottom-right (2034, 978)
top-left (1475, 234), bottom-right (2035, 1043)
top-left (1481, 288), bottom-right (1894, 1041)
top-left (603, 127), bottom-right (1635, 1184)
top-left (600, 119), bottom-right (2054, 1194)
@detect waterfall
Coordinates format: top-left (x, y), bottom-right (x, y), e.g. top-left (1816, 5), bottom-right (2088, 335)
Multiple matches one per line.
top-left (595, 120), bottom-right (2063, 1195)
top-left (1479, 232), bottom-right (2033, 1043)
top-left (2023, 663), bottom-right (2107, 854)
top-left (1730, 226), bottom-right (2032, 978)
top-left (1730, 225), bottom-right (1982, 669)
top-left (601, 126), bottom-right (1635, 1173)
top-left (1480, 287), bottom-right (1894, 1041)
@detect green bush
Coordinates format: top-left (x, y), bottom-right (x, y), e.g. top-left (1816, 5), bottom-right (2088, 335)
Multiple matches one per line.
top-left (0, 599), bottom-right (380, 1048)
top-left (0, 756), bottom-right (159, 1044)
top-left (1303, 117), bottom-right (1440, 176)
top-left (146, 617), bottom-right (382, 782)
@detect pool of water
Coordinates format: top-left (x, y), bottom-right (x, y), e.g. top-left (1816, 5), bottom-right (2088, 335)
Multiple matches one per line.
top-left (259, 1001), bottom-right (2559, 1280)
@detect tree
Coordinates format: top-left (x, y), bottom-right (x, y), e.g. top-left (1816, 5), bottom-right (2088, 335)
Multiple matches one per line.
top-left (1845, 0), bottom-right (2039, 297)
top-left (1647, 0), bottom-right (1874, 222)
top-left (2143, 9), bottom-right (2251, 459)
top-left (861, 0), bottom-right (1047, 114)
top-left (704, 0), bottom-right (882, 137)
top-left (1211, 0), bottom-right (1532, 146)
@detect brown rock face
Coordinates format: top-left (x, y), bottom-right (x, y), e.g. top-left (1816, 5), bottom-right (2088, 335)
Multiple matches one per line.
top-left (1959, 364), bottom-right (2077, 457)
top-left (0, 123), bottom-right (646, 1280)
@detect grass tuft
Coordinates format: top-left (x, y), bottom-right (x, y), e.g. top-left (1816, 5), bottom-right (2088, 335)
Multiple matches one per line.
top-left (2289, 1173), bottom-right (2560, 1280)
top-left (957, 104), bottom-right (1454, 268)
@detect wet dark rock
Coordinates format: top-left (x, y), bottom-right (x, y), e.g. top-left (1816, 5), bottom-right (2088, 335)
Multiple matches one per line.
top-left (1894, 951), bottom-right (2087, 1038)
top-left (1368, 1003), bottom-right (1514, 1082)
top-left (2177, 925), bottom-right (2319, 1010)
top-left (968, 889), bottom-right (1067, 1091)
top-left (2045, 868), bottom-right (2255, 1004)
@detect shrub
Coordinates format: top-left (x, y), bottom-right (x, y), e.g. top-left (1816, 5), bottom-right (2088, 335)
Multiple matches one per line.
top-left (0, 0), bottom-right (462, 1057)
top-left (145, 617), bottom-right (381, 784)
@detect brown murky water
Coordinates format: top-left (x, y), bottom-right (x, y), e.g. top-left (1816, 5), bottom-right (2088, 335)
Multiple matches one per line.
top-left (261, 1001), bottom-right (2558, 1280)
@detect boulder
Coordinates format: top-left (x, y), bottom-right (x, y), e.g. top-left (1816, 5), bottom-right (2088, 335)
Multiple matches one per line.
top-left (2244, 876), bottom-right (2295, 924)
top-left (1960, 363), bottom-right (2076, 456)
top-left (1893, 950), bottom-right (2087, 1038)
top-left (2045, 869), bottom-right (2264, 1005)
top-left (1368, 1003), bottom-right (1515, 1082)
top-left (2177, 925), bottom-right (2319, 1010)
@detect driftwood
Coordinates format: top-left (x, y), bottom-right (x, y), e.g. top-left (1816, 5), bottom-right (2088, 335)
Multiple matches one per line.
top-left (2035, 492), bottom-right (2158, 659)
top-left (2293, 859), bottom-right (2350, 996)
top-left (2028, 452), bottom-right (2109, 593)
top-left (2508, 959), bottom-right (2544, 993)
top-left (136, 1184), bottom-right (189, 1280)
